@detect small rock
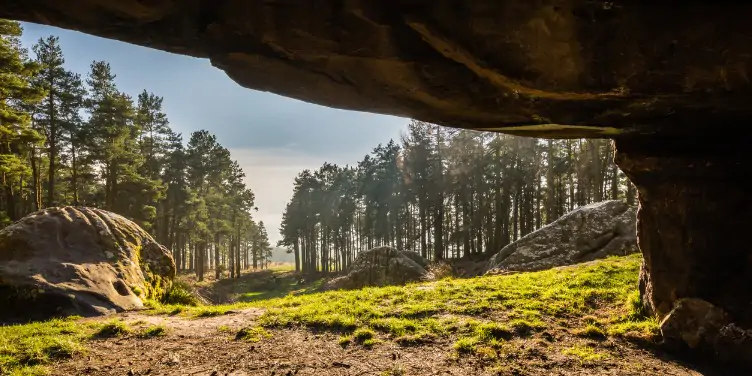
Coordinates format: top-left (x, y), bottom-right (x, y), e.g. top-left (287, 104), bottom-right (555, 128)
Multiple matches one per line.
top-left (323, 246), bottom-right (430, 290)
top-left (164, 354), bottom-right (179, 366)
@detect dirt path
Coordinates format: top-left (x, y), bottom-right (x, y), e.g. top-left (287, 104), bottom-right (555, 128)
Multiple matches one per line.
top-left (54, 310), bottom-right (713, 376)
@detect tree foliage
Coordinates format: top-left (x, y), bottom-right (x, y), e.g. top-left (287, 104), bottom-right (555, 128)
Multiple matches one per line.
top-left (279, 120), bottom-right (634, 274)
top-left (0, 21), bottom-right (271, 280)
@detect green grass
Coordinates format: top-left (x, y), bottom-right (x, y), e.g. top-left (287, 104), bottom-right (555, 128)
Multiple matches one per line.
top-left (0, 317), bottom-right (88, 375)
top-left (161, 281), bottom-right (202, 306)
top-left (234, 326), bottom-right (270, 342)
top-left (90, 319), bottom-right (131, 338)
top-left (137, 325), bottom-right (168, 338)
top-left (0, 254), bottom-right (657, 374)
top-left (148, 254), bottom-right (657, 355)
top-left (563, 345), bottom-right (610, 363)
top-left (266, 263), bottom-right (296, 272)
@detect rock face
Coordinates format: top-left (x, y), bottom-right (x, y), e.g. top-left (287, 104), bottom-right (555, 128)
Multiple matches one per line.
top-left (660, 298), bottom-right (752, 368)
top-left (4, 3), bottom-right (752, 138)
top-left (485, 201), bottom-right (637, 273)
top-left (324, 246), bottom-right (430, 290)
top-left (0, 207), bottom-right (176, 321)
top-left (614, 136), bottom-right (752, 329)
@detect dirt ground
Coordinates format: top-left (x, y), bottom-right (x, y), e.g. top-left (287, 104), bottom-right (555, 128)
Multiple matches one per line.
top-left (51, 309), bottom-right (720, 376)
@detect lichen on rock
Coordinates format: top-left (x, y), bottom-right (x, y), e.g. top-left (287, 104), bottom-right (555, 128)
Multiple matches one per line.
top-left (0, 207), bottom-right (176, 322)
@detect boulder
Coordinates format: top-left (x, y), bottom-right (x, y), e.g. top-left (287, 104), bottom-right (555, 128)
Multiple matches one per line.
top-left (323, 246), bottom-right (430, 290)
top-left (0, 207), bottom-right (176, 321)
top-left (660, 298), bottom-right (752, 368)
top-left (485, 200), bottom-right (637, 273)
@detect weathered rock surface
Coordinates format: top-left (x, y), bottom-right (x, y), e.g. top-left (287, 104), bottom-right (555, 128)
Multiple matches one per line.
top-left (485, 200), bottom-right (637, 274)
top-left (0, 207), bottom-right (176, 321)
top-left (614, 137), bottom-right (752, 326)
top-left (4, 3), bottom-right (752, 138)
top-left (661, 298), bottom-right (752, 368)
top-left (323, 246), bottom-right (430, 291)
top-left (613, 136), bottom-right (752, 367)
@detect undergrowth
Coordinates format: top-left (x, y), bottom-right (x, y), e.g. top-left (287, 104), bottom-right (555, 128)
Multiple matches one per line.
top-left (160, 281), bottom-right (202, 306)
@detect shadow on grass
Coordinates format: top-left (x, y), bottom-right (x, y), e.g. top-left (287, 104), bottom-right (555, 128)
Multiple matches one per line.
top-left (236, 278), bottom-right (324, 303)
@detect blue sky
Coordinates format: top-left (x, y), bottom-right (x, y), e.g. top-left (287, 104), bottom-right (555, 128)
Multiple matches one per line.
top-left (19, 22), bottom-right (407, 244)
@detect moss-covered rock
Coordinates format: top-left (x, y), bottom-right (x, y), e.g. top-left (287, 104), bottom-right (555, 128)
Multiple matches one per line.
top-left (0, 207), bottom-right (176, 322)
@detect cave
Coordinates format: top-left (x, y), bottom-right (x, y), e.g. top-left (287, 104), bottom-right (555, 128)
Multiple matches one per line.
top-left (3, 1), bottom-right (752, 366)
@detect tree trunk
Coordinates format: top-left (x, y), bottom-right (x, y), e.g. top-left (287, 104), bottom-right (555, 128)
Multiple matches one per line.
top-left (214, 233), bottom-right (221, 280)
top-left (70, 142), bottom-right (79, 205)
top-left (29, 147), bottom-right (42, 210)
top-left (47, 125), bottom-right (56, 207)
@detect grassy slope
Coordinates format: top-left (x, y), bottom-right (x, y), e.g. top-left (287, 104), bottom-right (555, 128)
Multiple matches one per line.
top-left (0, 254), bottom-right (657, 375)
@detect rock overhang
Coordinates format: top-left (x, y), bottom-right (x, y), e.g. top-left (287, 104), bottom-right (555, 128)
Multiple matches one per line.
top-left (4, 1), bottom-right (752, 138)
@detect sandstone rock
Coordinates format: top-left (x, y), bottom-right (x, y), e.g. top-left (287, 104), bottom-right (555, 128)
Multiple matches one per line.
top-left (660, 298), bottom-right (752, 368)
top-left (323, 247), bottom-right (430, 291)
top-left (614, 137), bottom-right (752, 328)
top-left (660, 298), bottom-right (730, 350)
top-left (5, 3), bottom-right (752, 138)
top-left (485, 200), bottom-right (637, 273)
top-left (0, 207), bottom-right (176, 321)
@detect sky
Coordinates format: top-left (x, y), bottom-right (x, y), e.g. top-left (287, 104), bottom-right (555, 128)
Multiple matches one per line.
top-left (19, 22), bottom-right (408, 244)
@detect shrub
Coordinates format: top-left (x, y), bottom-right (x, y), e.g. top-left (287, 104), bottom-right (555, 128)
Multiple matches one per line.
top-left (161, 281), bottom-right (202, 306)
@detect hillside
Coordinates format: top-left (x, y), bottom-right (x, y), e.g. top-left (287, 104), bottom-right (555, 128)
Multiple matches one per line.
top-left (1, 254), bottom-right (713, 376)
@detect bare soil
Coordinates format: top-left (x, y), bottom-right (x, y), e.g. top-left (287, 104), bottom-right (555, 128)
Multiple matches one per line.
top-left (52, 309), bottom-right (716, 376)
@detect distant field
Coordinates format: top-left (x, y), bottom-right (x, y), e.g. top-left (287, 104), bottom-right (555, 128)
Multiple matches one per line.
top-left (265, 262), bottom-right (295, 272)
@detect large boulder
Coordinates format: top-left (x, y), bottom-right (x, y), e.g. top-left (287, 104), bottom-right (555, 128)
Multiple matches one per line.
top-left (324, 246), bottom-right (430, 290)
top-left (0, 207), bottom-right (176, 321)
top-left (485, 200), bottom-right (637, 274)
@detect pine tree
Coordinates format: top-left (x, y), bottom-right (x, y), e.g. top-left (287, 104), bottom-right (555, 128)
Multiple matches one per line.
top-left (31, 36), bottom-right (69, 206)
top-left (0, 20), bottom-right (44, 223)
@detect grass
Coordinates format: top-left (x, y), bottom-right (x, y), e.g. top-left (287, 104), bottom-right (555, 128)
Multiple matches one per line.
top-left (266, 263), bottom-right (296, 272)
top-left (250, 254), bottom-right (657, 354)
top-left (161, 281), bottom-right (202, 306)
top-left (148, 254), bottom-right (658, 356)
top-left (0, 317), bottom-right (86, 375)
top-left (0, 254), bottom-right (658, 374)
top-left (0, 317), bottom-right (139, 375)
top-left (235, 326), bottom-right (270, 342)
top-left (91, 319), bottom-right (131, 338)
top-left (137, 325), bottom-right (168, 338)
top-left (563, 345), bottom-right (610, 363)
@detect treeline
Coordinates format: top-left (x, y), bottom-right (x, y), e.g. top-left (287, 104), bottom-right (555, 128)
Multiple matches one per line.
top-left (279, 121), bottom-right (635, 274)
top-left (0, 20), bottom-right (272, 280)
